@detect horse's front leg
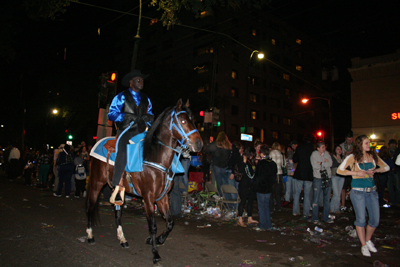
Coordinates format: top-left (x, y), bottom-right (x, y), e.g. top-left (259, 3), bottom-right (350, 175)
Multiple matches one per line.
top-left (154, 196), bottom-right (174, 245)
top-left (115, 205), bottom-right (129, 248)
top-left (144, 197), bottom-right (161, 265)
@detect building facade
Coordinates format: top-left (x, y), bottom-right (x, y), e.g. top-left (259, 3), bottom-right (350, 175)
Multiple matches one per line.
top-left (348, 49), bottom-right (400, 146)
top-left (136, 8), bottom-right (333, 146)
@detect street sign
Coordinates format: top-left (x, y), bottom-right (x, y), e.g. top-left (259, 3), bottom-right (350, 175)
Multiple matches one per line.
top-left (241, 134), bottom-right (253, 142)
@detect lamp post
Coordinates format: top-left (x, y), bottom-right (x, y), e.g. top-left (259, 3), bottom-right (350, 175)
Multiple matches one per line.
top-left (301, 97), bottom-right (334, 150)
top-left (244, 50), bottom-right (264, 134)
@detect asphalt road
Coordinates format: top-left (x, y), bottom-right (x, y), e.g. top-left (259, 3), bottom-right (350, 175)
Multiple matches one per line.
top-left (1, 176), bottom-right (399, 267)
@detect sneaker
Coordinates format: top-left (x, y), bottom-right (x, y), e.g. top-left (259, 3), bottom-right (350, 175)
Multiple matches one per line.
top-left (253, 227), bottom-right (266, 232)
top-left (361, 245), bottom-right (371, 257)
top-left (266, 227), bottom-right (278, 231)
top-left (340, 206), bottom-right (347, 212)
top-left (313, 220), bottom-right (320, 224)
top-left (83, 191), bottom-right (87, 198)
top-left (53, 193), bottom-right (61, 197)
top-left (325, 219), bottom-right (334, 224)
top-left (366, 240), bottom-right (377, 253)
top-left (65, 196), bottom-right (70, 199)
top-left (292, 213), bottom-right (299, 216)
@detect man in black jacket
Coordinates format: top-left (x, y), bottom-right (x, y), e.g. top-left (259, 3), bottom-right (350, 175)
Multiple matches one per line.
top-left (253, 145), bottom-right (277, 231)
top-left (107, 70), bottom-right (154, 205)
top-left (292, 134), bottom-right (315, 219)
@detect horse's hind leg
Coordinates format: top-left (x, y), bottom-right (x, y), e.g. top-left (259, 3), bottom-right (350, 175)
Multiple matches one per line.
top-left (154, 196), bottom-right (174, 245)
top-left (114, 205), bottom-right (129, 248)
top-left (143, 196), bottom-right (162, 264)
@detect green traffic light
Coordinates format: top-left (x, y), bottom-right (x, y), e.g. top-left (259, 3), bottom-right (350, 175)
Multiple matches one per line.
top-left (68, 135), bottom-right (73, 140)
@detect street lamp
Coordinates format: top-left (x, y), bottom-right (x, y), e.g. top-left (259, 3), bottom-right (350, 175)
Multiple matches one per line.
top-left (244, 50), bottom-right (264, 133)
top-left (52, 109), bottom-right (58, 115)
top-left (301, 97), bottom-right (334, 150)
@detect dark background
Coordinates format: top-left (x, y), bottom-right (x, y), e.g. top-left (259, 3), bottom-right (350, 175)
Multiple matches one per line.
top-left (1, 0), bottom-right (399, 149)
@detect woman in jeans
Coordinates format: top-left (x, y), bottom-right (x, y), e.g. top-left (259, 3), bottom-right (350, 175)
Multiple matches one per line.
top-left (330, 145), bottom-right (344, 213)
top-left (337, 135), bottom-right (389, 257)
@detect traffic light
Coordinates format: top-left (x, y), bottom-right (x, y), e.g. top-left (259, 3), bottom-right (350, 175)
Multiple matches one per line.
top-left (199, 111), bottom-right (204, 117)
top-left (316, 130), bottom-right (324, 141)
top-left (99, 71), bottom-right (118, 108)
top-left (68, 134), bottom-right (73, 140)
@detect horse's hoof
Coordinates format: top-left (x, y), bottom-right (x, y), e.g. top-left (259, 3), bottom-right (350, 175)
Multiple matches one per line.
top-left (88, 238), bottom-right (95, 245)
top-left (153, 260), bottom-right (163, 267)
top-left (120, 242), bottom-right (129, 248)
top-left (145, 237), bottom-right (152, 245)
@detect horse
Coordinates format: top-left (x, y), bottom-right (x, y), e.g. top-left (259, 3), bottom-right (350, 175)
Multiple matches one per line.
top-left (86, 99), bottom-right (203, 265)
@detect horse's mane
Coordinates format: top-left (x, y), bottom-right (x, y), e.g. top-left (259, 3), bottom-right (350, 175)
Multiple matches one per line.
top-left (143, 105), bottom-right (175, 160)
top-left (143, 103), bottom-right (193, 161)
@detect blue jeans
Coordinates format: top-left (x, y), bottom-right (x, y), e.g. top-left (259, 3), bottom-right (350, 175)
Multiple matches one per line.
top-left (293, 179), bottom-right (313, 216)
top-left (211, 165), bottom-right (231, 197)
top-left (257, 193), bottom-right (272, 230)
top-left (330, 175), bottom-right (345, 212)
top-left (350, 189), bottom-right (380, 228)
top-left (223, 171), bottom-right (238, 210)
top-left (312, 178), bottom-right (332, 222)
top-left (284, 176), bottom-right (294, 202)
top-left (388, 171), bottom-right (400, 204)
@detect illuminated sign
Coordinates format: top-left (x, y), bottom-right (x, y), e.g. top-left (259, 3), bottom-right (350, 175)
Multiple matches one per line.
top-left (392, 113), bottom-right (400, 120)
top-left (241, 134), bottom-right (253, 142)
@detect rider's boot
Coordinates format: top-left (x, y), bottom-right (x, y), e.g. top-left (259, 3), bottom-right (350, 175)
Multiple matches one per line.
top-left (110, 185), bottom-right (125, 206)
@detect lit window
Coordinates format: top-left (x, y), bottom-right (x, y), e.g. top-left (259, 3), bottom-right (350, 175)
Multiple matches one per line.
top-left (272, 131), bottom-right (279, 139)
top-left (250, 93), bottom-right (257, 103)
top-left (283, 117), bottom-right (292, 125)
top-left (231, 70), bottom-right (238, 79)
top-left (200, 11), bottom-right (212, 18)
top-left (283, 73), bottom-right (290, 81)
top-left (198, 84), bottom-right (209, 93)
top-left (296, 39), bottom-right (302, 45)
top-left (296, 65), bottom-right (302, 72)
top-left (285, 88), bottom-right (291, 96)
top-left (283, 133), bottom-right (291, 140)
top-left (252, 29), bottom-right (257, 36)
top-left (251, 111), bottom-right (258, 120)
top-left (271, 39), bottom-right (276, 45)
top-left (231, 87), bottom-right (238, 97)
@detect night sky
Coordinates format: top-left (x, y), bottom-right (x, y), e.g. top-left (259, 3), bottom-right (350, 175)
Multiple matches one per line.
top-left (1, 0), bottom-right (398, 149)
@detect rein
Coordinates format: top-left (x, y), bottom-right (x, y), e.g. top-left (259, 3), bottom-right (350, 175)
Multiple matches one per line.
top-left (127, 108), bottom-right (198, 201)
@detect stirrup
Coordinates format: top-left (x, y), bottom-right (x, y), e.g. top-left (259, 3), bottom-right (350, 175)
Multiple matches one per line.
top-left (110, 186), bottom-right (125, 206)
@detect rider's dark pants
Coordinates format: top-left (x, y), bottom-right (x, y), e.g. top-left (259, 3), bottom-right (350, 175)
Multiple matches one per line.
top-left (112, 127), bottom-right (140, 187)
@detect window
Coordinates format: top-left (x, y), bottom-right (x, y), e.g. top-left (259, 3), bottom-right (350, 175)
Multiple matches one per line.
top-left (231, 87), bottom-right (238, 98)
top-left (198, 84), bottom-right (209, 93)
top-left (296, 65), bottom-right (302, 72)
top-left (270, 98), bottom-right (281, 108)
top-left (270, 114), bottom-right (279, 123)
top-left (283, 101), bottom-right (293, 111)
top-left (296, 50), bottom-right (302, 58)
top-left (283, 117), bottom-right (292, 125)
top-left (231, 105), bottom-right (239, 115)
top-left (251, 110), bottom-right (259, 120)
top-left (263, 111), bottom-right (267, 121)
top-left (283, 133), bottom-right (291, 140)
top-left (263, 95), bottom-right (267, 104)
top-left (272, 131), bottom-right (279, 139)
top-left (194, 45), bottom-right (214, 56)
top-left (271, 38), bottom-right (276, 45)
top-left (249, 93), bottom-right (258, 103)
top-left (283, 57), bottom-right (291, 67)
top-left (231, 124), bottom-right (239, 135)
top-left (251, 29), bottom-right (257, 36)
top-left (194, 64), bottom-right (209, 74)
top-left (231, 70), bottom-right (238, 79)
top-left (250, 76), bottom-right (260, 86)
top-left (270, 82), bottom-right (280, 92)
top-left (232, 51), bottom-right (239, 62)
top-left (200, 10), bottom-right (213, 18)
top-left (284, 88), bottom-right (291, 97)
top-left (296, 39), bottom-right (302, 45)
top-left (283, 73), bottom-right (290, 81)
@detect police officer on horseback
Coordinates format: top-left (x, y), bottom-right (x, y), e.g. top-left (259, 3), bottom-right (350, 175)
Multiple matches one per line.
top-left (108, 69), bottom-right (154, 204)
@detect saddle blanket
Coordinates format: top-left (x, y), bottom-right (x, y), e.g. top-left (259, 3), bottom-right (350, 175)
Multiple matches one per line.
top-left (90, 132), bottom-right (184, 174)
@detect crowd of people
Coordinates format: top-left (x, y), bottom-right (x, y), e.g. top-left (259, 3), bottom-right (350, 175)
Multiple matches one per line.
top-left (1, 141), bottom-right (91, 199)
top-left (200, 131), bottom-right (400, 257)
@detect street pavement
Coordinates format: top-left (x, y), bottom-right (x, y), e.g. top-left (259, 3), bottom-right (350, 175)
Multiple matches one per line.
top-left (1, 175), bottom-right (400, 267)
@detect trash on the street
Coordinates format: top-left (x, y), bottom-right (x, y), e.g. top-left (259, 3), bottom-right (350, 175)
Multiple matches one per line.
top-left (184, 221), bottom-right (189, 225)
top-left (345, 225), bottom-right (354, 231)
top-left (373, 260), bottom-right (389, 267)
top-left (314, 226), bottom-right (323, 233)
top-left (289, 257), bottom-right (296, 261)
top-left (77, 236), bottom-right (87, 242)
top-left (381, 246), bottom-right (394, 249)
top-left (348, 229), bottom-right (357, 238)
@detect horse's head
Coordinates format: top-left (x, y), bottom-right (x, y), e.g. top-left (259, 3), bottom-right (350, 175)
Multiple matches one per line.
top-left (170, 99), bottom-right (203, 152)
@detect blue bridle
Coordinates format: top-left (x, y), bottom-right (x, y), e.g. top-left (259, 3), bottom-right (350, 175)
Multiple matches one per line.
top-left (169, 109), bottom-right (199, 149)
top-left (121, 108), bottom-right (199, 202)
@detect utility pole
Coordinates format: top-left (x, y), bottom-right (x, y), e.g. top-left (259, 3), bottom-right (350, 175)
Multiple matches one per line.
top-left (130, 0), bottom-right (142, 71)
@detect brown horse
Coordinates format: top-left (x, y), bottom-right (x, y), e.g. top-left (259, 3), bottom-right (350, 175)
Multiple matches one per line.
top-left (86, 99), bottom-right (203, 265)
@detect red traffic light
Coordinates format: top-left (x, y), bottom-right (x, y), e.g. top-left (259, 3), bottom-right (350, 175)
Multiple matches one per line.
top-left (200, 111), bottom-right (204, 116)
top-left (317, 131), bottom-right (323, 137)
top-left (110, 72), bottom-right (117, 82)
